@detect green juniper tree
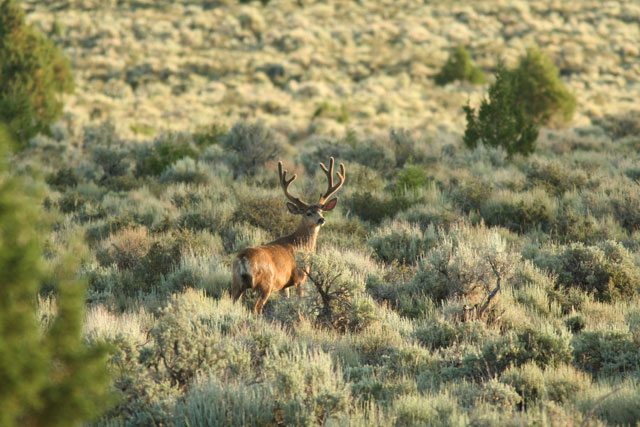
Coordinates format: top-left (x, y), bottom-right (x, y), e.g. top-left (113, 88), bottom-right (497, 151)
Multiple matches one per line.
top-left (510, 46), bottom-right (576, 127)
top-left (0, 0), bottom-right (74, 145)
top-left (0, 128), bottom-right (114, 427)
top-left (463, 64), bottom-right (539, 157)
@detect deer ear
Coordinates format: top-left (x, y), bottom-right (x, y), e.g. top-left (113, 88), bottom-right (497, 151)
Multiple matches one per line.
top-left (286, 202), bottom-right (303, 214)
top-left (322, 197), bottom-right (338, 211)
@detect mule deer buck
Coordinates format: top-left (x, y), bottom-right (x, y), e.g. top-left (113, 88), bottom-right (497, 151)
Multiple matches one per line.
top-left (231, 158), bottom-right (346, 314)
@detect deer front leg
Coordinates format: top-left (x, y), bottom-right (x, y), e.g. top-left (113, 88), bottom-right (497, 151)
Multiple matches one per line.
top-left (293, 268), bottom-right (307, 297)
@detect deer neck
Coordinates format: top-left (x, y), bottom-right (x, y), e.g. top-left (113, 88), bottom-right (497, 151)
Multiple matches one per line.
top-left (289, 221), bottom-right (320, 253)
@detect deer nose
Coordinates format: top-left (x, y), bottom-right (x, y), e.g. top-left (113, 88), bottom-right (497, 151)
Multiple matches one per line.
top-left (318, 217), bottom-right (326, 225)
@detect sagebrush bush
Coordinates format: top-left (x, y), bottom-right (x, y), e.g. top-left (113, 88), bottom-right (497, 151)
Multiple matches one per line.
top-left (135, 132), bottom-right (198, 177)
top-left (451, 179), bottom-right (494, 214)
top-left (368, 221), bottom-right (436, 264)
top-left (394, 393), bottom-right (467, 427)
top-left (222, 120), bottom-right (284, 177)
top-left (412, 222), bottom-right (514, 310)
top-left (480, 188), bottom-right (555, 233)
top-left (345, 190), bottom-right (413, 224)
top-left (500, 362), bottom-right (546, 409)
top-left (572, 330), bottom-right (640, 377)
top-left (96, 226), bottom-right (152, 270)
top-left (393, 164), bottom-right (431, 193)
top-left (477, 327), bottom-right (573, 377)
top-left (533, 241), bottom-right (639, 302)
top-left (143, 292), bottom-right (232, 388)
top-left (262, 348), bottom-right (351, 425)
top-left (174, 377), bottom-right (277, 426)
top-left (593, 111), bottom-right (640, 140)
top-left (159, 158), bottom-right (210, 185)
top-left (233, 194), bottom-right (298, 237)
top-left (525, 158), bottom-right (587, 196)
top-left (414, 318), bottom-right (491, 350)
top-left (463, 65), bottom-right (539, 157)
top-left (293, 250), bottom-right (374, 332)
top-left (543, 364), bottom-right (591, 404)
top-left (476, 379), bottom-right (521, 409)
top-left (576, 381), bottom-right (640, 426)
top-left (434, 45), bottom-right (485, 86)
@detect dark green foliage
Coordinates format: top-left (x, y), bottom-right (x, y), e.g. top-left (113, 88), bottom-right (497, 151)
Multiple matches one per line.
top-left (434, 45), bottom-right (486, 86)
top-left (192, 122), bottom-right (227, 148)
top-left (510, 47), bottom-right (576, 127)
top-left (0, 0), bottom-right (74, 144)
top-left (539, 241), bottom-right (639, 302)
top-left (474, 328), bottom-right (572, 377)
top-left (345, 191), bottom-right (413, 224)
top-left (565, 315), bottom-right (586, 333)
top-left (414, 320), bottom-right (458, 350)
top-left (463, 65), bottom-right (539, 156)
top-left (480, 191), bottom-right (554, 233)
top-left (222, 121), bottom-right (284, 177)
top-left (135, 133), bottom-right (197, 177)
top-left (572, 331), bottom-right (640, 377)
top-left (46, 167), bottom-right (79, 190)
top-left (368, 221), bottom-right (435, 265)
top-left (132, 241), bottom-right (182, 293)
top-left (393, 164), bottom-right (431, 193)
top-left (0, 131), bottom-right (112, 426)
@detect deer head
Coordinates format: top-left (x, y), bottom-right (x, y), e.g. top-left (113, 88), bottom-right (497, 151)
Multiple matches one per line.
top-left (278, 157), bottom-right (346, 229)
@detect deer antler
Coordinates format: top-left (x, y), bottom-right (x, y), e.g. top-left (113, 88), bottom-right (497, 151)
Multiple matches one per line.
top-left (278, 161), bottom-right (310, 209)
top-left (318, 157), bottom-right (346, 204)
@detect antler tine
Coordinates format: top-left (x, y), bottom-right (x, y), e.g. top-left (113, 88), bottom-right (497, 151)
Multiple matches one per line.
top-left (278, 161), bottom-right (310, 208)
top-left (318, 157), bottom-right (346, 204)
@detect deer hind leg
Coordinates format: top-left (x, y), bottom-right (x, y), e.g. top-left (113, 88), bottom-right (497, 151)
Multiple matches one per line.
top-left (232, 257), bottom-right (253, 302)
top-left (254, 289), bottom-right (272, 314)
top-left (231, 280), bottom-right (247, 302)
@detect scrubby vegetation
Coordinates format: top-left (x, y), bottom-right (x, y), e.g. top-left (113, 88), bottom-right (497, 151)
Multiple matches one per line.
top-left (5, 0), bottom-right (640, 425)
top-left (434, 46), bottom-right (486, 86)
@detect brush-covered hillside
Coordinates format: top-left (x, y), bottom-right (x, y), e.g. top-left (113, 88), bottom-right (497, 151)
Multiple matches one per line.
top-left (9, 0), bottom-right (640, 425)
